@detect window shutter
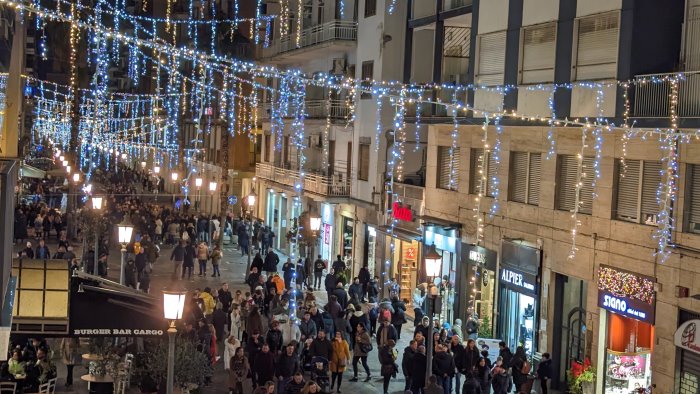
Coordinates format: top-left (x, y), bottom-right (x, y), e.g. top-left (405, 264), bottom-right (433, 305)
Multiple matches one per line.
top-left (579, 157), bottom-right (595, 214)
top-left (437, 147), bottom-right (451, 189)
top-left (521, 23), bottom-right (557, 83)
top-left (641, 161), bottom-right (662, 223)
top-left (615, 159), bottom-right (640, 221)
top-left (575, 12), bottom-right (619, 80)
top-left (691, 165), bottom-right (700, 225)
top-left (358, 144), bottom-right (370, 181)
top-left (476, 31), bottom-right (506, 86)
top-left (470, 148), bottom-right (485, 194)
top-left (510, 152), bottom-right (528, 203)
top-left (450, 147), bottom-right (461, 191)
top-left (528, 153), bottom-right (541, 205)
top-left (486, 151), bottom-right (498, 197)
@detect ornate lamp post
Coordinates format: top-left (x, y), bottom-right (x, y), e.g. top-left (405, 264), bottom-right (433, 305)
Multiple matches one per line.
top-left (245, 190), bottom-right (257, 276)
top-left (91, 197), bottom-right (103, 275)
top-left (423, 243), bottom-right (442, 387)
top-left (117, 216), bottom-right (134, 285)
top-left (162, 290), bottom-right (187, 394)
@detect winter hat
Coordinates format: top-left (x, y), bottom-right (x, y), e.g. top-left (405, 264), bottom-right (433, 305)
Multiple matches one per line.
top-left (454, 319), bottom-right (463, 326)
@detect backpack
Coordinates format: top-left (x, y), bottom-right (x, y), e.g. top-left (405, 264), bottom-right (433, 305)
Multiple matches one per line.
top-left (520, 360), bottom-right (531, 375)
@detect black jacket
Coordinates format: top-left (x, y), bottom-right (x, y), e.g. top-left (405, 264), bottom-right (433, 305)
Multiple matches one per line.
top-left (332, 287), bottom-right (348, 308)
top-left (463, 346), bottom-right (481, 377)
top-left (275, 352), bottom-right (300, 378)
top-left (253, 351), bottom-right (275, 381)
top-left (266, 329), bottom-right (284, 353)
top-left (401, 346), bottom-right (416, 376)
top-left (537, 358), bottom-right (552, 379)
top-left (358, 267), bottom-right (370, 284)
top-left (376, 324), bottom-right (398, 346)
top-left (391, 300), bottom-right (407, 325)
top-left (499, 347), bottom-right (513, 368)
top-left (309, 338), bottom-right (332, 360)
top-left (411, 352), bottom-right (427, 387)
top-left (325, 274), bottom-right (337, 291)
top-left (264, 252), bottom-right (280, 272)
top-left (432, 351), bottom-right (456, 378)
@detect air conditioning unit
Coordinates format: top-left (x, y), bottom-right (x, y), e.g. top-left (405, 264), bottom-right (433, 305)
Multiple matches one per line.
top-left (332, 58), bottom-right (346, 75)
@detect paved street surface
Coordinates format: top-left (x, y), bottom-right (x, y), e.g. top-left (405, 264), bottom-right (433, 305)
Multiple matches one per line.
top-left (35, 235), bottom-right (417, 394)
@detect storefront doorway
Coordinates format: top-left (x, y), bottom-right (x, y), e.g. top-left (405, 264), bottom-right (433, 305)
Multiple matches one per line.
top-left (463, 245), bottom-right (497, 339)
top-left (675, 310), bottom-right (700, 394)
top-left (364, 225), bottom-right (377, 277)
top-left (552, 274), bottom-right (588, 389)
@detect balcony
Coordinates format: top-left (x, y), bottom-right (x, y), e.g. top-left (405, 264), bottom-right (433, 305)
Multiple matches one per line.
top-left (258, 99), bottom-right (351, 121)
top-left (258, 20), bottom-right (357, 62)
top-left (256, 163), bottom-right (351, 197)
top-left (443, 0), bottom-right (472, 11)
top-left (633, 71), bottom-right (700, 118)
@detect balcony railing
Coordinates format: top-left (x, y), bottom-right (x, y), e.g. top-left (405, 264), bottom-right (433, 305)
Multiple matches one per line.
top-left (443, 0), bottom-right (472, 11)
top-left (633, 71), bottom-right (700, 118)
top-left (259, 20), bottom-right (357, 59)
top-left (258, 99), bottom-right (351, 120)
top-left (256, 163), bottom-right (351, 197)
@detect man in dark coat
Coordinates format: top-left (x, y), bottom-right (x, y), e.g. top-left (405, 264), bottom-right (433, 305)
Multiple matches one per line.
top-left (252, 343), bottom-right (275, 388)
top-left (349, 277), bottom-right (364, 304)
top-left (275, 344), bottom-right (300, 392)
top-left (309, 330), bottom-right (333, 360)
top-left (332, 282), bottom-right (348, 309)
top-left (432, 344), bottom-right (455, 393)
top-left (324, 269), bottom-right (337, 301)
top-left (358, 264), bottom-right (370, 299)
top-left (263, 250), bottom-right (279, 273)
top-left (332, 255), bottom-right (346, 276)
top-left (411, 345), bottom-right (428, 393)
top-left (402, 340), bottom-right (418, 391)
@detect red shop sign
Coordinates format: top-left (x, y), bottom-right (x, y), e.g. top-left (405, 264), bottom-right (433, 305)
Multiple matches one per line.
top-left (392, 202), bottom-right (413, 222)
top-left (405, 247), bottom-right (416, 260)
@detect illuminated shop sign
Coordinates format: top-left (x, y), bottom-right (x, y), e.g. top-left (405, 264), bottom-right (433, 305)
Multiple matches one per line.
top-left (596, 265), bottom-right (656, 324)
top-left (392, 202), bottom-right (413, 222)
top-left (499, 267), bottom-right (538, 296)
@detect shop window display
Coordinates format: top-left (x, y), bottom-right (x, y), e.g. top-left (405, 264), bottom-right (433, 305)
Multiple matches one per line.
top-left (603, 313), bottom-right (654, 393)
top-left (500, 288), bottom-right (537, 355)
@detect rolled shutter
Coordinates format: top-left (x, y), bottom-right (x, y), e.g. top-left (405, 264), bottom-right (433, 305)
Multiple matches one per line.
top-left (691, 165), bottom-right (700, 225)
top-left (450, 147), bottom-right (461, 191)
top-left (476, 31), bottom-right (506, 86)
top-left (510, 152), bottom-right (528, 203)
top-left (521, 23), bottom-right (557, 84)
top-left (486, 151), bottom-right (498, 197)
top-left (358, 144), bottom-right (370, 181)
top-left (557, 155), bottom-right (578, 211)
top-left (575, 12), bottom-right (619, 80)
top-left (437, 147), bottom-right (451, 189)
top-left (641, 161), bottom-right (662, 223)
top-left (470, 148), bottom-right (485, 194)
top-left (528, 153), bottom-right (541, 206)
top-left (615, 159), bottom-right (640, 221)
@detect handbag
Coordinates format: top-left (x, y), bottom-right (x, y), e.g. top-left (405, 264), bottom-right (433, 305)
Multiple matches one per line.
top-left (360, 343), bottom-right (373, 353)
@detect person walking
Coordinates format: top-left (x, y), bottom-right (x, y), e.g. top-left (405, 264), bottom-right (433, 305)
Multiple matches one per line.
top-left (510, 346), bottom-right (529, 394)
top-left (60, 337), bottom-right (80, 388)
top-left (223, 334), bottom-right (242, 371)
top-left (378, 339), bottom-right (398, 394)
top-left (254, 344), bottom-right (276, 388)
top-left (490, 357), bottom-right (510, 394)
top-left (264, 249), bottom-right (280, 275)
top-left (432, 344), bottom-right (455, 394)
top-left (197, 241), bottom-right (209, 276)
top-left (411, 345), bottom-right (427, 394)
top-left (350, 323), bottom-right (372, 382)
top-left (276, 343), bottom-right (300, 393)
top-left (537, 352), bottom-right (552, 394)
top-left (390, 295), bottom-right (407, 339)
top-left (211, 243), bottom-right (222, 277)
top-left (402, 339), bottom-right (417, 392)
top-left (182, 241), bottom-right (195, 280)
top-left (170, 240), bottom-right (186, 278)
top-left (330, 331), bottom-right (351, 393)
top-left (313, 255), bottom-right (325, 289)
top-left (228, 347), bottom-right (250, 394)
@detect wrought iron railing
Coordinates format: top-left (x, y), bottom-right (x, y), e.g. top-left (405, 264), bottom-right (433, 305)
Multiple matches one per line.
top-left (633, 71), bottom-right (700, 118)
top-left (259, 20), bottom-right (357, 59)
top-left (256, 163), bottom-right (351, 197)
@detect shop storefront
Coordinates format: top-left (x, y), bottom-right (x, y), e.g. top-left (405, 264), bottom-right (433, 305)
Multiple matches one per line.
top-left (497, 240), bottom-right (541, 356)
top-left (462, 244), bottom-right (497, 339)
top-left (424, 224), bottom-right (460, 324)
top-left (363, 225), bottom-right (377, 278)
top-left (597, 265), bottom-right (656, 394)
top-left (320, 203), bottom-right (334, 262)
top-left (265, 189), bottom-right (276, 230)
top-left (551, 274), bottom-right (589, 390)
top-left (674, 310), bottom-right (700, 394)
top-left (341, 216), bottom-right (354, 261)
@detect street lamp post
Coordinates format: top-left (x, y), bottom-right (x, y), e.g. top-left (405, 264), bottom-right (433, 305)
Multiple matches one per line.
top-left (91, 197), bottom-right (104, 276)
top-left (423, 244), bottom-right (442, 387)
top-left (117, 216), bottom-right (134, 285)
top-left (195, 177), bottom-right (203, 211)
top-left (154, 166), bottom-right (161, 201)
top-left (245, 190), bottom-right (257, 277)
top-left (208, 182), bottom-right (217, 247)
top-left (163, 290), bottom-right (187, 394)
top-left (171, 172), bottom-right (179, 206)
top-left (309, 214), bottom-right (321, 261)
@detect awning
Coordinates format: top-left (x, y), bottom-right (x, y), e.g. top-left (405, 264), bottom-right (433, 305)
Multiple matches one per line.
top-left (69, 272), bottom-right (166, 337)
top-left (19, 164), bottom-right (46, 179)
top-left (376, 225), bottom-right (422, 242)
top-left (418, 214), bottom-right (462, 229)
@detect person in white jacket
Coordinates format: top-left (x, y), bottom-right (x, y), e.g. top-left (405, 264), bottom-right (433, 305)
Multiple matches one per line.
top-left (223, 334), bottom-right (242, 370)
top-left (282, 319), bottom-right (301, 347)
top-left (230, 304), bottom-right (242, 340)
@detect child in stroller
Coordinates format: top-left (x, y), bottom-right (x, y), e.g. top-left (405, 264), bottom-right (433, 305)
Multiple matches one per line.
top-left (309, 356), bottom-right (331, 393)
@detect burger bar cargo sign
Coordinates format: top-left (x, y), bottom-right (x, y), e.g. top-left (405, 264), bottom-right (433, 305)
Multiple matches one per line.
top-left (675, 320), bottom-right (700, 355)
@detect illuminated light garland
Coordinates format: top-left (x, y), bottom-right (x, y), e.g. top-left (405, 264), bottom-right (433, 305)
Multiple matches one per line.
top-left (387, 0), bottom-right (397, 15)
top-left (296, 0), bottom-right (302, 48)
top-left (568, 128), bottom-right (589, 260)
top-left (392, 88), bottom-right (407, 181)
top-left (374, 85), bottom-right (383, 151)
top-left (597, 266), bottom-right (655, 304)
top-left (474, 116), bottom-right (489, 245)
top-left (546, 86), bottom-right (556, 159)
top-left (322, 89), bottom-right (331, 173)
top-left (490, 116), bottom-right (502, 215)
top-left (448, 93), bottom-right (459, 190)
top-left (414, 93), bottom-right (422, 152)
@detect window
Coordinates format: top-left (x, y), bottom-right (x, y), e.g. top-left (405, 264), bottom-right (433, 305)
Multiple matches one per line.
top-left (509, 152), bottom-right (542, 205)
top-left (688, 165), bottom-right (700, 233)
top-left (557, 155), bottom-right (594, 214)
top-left (364, 0), bottom-right (376, 17)
top-left (520, 23), bottom-right (556, 83)
top-left (573, 12), bottom-right (620, 80)
top-left (436, 146), bottom-right (460, 191)
top-left (360, 61), bottom-right (374, 99)
top-left (614, 159), bottom-right (661, 225)
top-left (358, 143), bottom-right (370, 181)
top-left (264, 135), bottom-right (271, 162)
top-left (469, 148), bottom-right (497, 197)
top-left (476, 31), bottom-right (507, 86)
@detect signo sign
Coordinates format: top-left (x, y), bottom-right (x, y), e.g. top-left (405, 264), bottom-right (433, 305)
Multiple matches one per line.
top-left (675, 320), bottom-right (700, 355)
top-left (597, 265), bottom-right (656, 324)
top-left (392, 202), bottom-right (413, 222)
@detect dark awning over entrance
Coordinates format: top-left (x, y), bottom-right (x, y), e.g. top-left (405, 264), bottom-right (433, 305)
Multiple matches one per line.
top-left (69, 272), bottom-right (166, 337)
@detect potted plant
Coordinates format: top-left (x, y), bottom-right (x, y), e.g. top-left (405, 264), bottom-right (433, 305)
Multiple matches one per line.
top-left (132, 338), bottom-right (213, 394)
top-left (567, 358), bottom-right (596, 394)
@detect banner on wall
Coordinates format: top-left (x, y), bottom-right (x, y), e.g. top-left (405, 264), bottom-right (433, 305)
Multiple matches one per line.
top-left (675, 319), bottom-right (700, 354)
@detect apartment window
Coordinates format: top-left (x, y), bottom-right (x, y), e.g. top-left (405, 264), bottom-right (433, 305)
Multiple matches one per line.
top-left (557, 155), bottom-right (594, 214)
top-left (360, 61), bottom-right (374, 99)
top-left (358, 143), bottom-right (370, 181)
top-left (573, 11), bottom-right (620, 80)
top-left (614, 159), bottom-right (662, 225)
top-left (510, 152), bottom-right (542, 205)
top-left (475, 31), bottom-right (506, 86)
top-left (520, 23), bottom-right (557, 83)
top-left (364, 0), bottom-right (376, 17)
top-left (469, 148), bottom-right (497, 197)
top-left (688, 165), bottom-right (700, 233)
top-left (436, 146), bottom-right (460, 191)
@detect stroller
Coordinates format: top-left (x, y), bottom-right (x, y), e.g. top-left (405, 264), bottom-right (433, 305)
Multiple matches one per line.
top-left (309, 356), bottom-right (331, 393)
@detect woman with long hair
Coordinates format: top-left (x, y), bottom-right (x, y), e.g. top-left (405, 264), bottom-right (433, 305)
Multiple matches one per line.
top-left (228, 347), bottom-right (250, 394)
top-left (301, 381), bottom-right (320, 394)
top-left (330, 331), bottom-right (351, 392)
top-left (350, 323), bottom-right (372, 382)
